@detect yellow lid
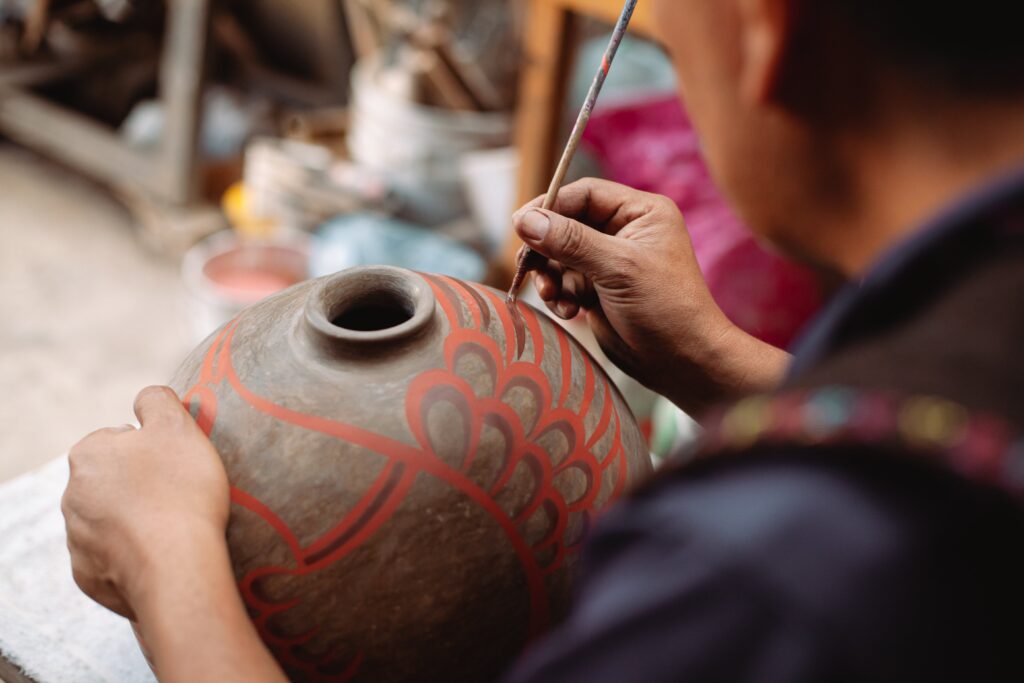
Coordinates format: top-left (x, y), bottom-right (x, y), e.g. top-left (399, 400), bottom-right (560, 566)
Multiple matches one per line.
top-left (222, 182), bottom-right (278, 240)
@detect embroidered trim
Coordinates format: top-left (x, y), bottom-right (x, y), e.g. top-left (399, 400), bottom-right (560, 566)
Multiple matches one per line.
top-left (697, 387), bottom-right (1024, 497)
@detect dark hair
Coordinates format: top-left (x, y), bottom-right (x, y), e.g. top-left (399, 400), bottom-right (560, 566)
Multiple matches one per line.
top-left (830, 1), bottom-right (1024, 96)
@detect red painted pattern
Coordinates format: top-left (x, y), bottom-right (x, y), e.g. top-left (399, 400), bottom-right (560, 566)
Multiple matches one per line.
top-left (183, 275), bottom-right (631, 681)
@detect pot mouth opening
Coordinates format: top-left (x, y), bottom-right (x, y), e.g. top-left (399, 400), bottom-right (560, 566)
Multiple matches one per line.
top-left (329, 290), bottom-right (416, 333)
top-left (303, 266), bottom-right (436, 351)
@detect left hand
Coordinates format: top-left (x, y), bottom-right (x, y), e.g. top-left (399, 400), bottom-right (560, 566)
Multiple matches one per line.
top-left (61, 386), bottom-right (230, 619)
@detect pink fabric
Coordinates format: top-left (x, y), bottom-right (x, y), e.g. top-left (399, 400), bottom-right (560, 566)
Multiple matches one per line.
top-left (583, 96), bottom-right (822, 348)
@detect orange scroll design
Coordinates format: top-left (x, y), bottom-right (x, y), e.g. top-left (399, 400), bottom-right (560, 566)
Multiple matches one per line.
top-left (182, 275), bottom-right (630, 682)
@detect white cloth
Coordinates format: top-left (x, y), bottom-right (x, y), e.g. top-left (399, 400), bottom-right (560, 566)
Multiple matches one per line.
top-left (0, 458), bottom-right (154, 682)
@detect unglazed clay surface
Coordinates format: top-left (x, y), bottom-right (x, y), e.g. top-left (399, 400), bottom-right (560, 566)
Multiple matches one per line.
top-left (170, 267), bottom-right (651, 682)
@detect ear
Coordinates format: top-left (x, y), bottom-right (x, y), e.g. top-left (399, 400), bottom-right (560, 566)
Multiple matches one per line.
top-left (735, 0), bottom-right (795, 105)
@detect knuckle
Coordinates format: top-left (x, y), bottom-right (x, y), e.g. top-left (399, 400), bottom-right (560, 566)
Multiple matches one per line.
top-left (563, 177), bottom-right (594, 197)
top-left (60, 490), bottom-right (72, 518)
top-left (650, 193), bottom-right (684, 220)
top-left (136, 385), bottom-right (187, 430)
top-left (68, 435), bottom-right (92, 459)
top-left (571, 177), bottom-right (606, 193)
top-left (137, 385), bottom-right (174, 403)
top-left (67, 439), bottom-right (105, 471)
top-left (557, 219), bottom-right (588, 260)
top-left (555, 180), bottom-right (593, 214)
top-left (650, 191), bottom-right (674, 209)
top-left (606, 250), bottom-right (643, 286)
top-left (66, 447), bottom-right (85, 472)
top-left (70, 566), bottom-right (94, 594)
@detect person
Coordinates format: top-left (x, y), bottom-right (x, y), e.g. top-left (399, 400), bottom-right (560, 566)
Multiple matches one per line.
top-left (62, 0), bottom-right (1024, 680)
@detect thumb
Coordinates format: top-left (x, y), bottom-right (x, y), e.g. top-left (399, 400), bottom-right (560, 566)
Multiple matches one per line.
top-left (133, 386), bottom-right (187, 429)
top-left (514, 209), bottom-right (622, 279)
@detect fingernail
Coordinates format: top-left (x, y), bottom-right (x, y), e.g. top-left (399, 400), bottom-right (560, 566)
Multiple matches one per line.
top-left (519, 210), bottom-right (550, 242)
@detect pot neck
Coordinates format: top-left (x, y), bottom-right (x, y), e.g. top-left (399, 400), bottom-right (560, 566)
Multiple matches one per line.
top-left (301, 267), bottom-right (437, 361)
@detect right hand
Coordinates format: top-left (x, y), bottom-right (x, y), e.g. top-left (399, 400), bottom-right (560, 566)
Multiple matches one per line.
top-left (513, 178), bottom-right (790, 414)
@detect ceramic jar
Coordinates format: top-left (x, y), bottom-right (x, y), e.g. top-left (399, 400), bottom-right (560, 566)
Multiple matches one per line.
top-left (170, 266), bottom-right (651, 682)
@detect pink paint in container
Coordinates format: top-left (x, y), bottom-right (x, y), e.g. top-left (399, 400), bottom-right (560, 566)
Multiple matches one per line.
top-left (182, 231), bottom-right (310, 344)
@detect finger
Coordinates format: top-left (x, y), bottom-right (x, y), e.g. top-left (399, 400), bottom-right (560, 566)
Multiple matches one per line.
top-left (585, 308), bottom-right (636, 375)
top-left (61, 487), bottom-right (79, 523)
top-left (533, 261), bottom-right (564, 301)
top-left (133, 386), bottom-right (187, 429)
top-left (558, 269), bottom-right (597, 311)
top-left (534, 272), bottom-right (558, 301)
top-left (76, 423), bottom-right (133, 446)
top-left (513, 179), bottom-right (648, 236)
top-left (553, 273), bottom-right (582, 318)
top-left (544, 298), bottom-right (564, 319)
top-left (552, 178), bottom-right (662, 234)
top-left (513, 208), bottom-right (630, 282)
top-left (555, 300), bottom-right (580, 320)
top-left (542, 269), bottom-right (582, 320)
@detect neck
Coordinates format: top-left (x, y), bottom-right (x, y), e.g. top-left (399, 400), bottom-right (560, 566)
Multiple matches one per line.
top-left (817, 98), bottom-right (1024, 278)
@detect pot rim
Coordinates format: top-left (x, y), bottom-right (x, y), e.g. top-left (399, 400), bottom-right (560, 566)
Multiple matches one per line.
top-left (303, 266), bottom-right (437, 349)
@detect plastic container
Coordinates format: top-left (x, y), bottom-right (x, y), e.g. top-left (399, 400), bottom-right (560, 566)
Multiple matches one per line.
top-left (459, 147), bottom-right (519, 254)
top-left (182, 231), bottom-right (310, 343)
top-left (347, 57), bottom-right (513, 225)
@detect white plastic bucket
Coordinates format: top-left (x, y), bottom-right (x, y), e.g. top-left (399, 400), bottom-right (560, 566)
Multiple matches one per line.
top-left (347, 57), bottom-right (513, 224)
top-left (182, 231), bottom-right (310, 344)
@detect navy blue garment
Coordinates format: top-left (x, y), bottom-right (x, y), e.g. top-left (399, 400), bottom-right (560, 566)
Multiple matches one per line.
top-left (506, 454), bottom-right (1024, 682)
top-left (786, 163), bottom-right (1024, 380)
top-left (504, 165), bottom-right (1024, 682)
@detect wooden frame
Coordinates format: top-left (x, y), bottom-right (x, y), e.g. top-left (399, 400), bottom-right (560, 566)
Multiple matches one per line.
top-left (0, 0), bottom-right (211, 207)
top-left (501, 0), bottom-right (657, 279)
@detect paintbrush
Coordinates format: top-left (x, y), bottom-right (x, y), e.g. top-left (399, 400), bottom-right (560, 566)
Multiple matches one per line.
top-left (506, 0), bottom-right (639, 305)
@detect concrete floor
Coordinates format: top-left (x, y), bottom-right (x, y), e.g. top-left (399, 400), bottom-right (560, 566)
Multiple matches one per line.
top-left (0, 145), bottom-right (192, 483)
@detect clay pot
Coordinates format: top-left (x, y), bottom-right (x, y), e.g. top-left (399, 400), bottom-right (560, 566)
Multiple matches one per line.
top-left (169, 266), bottom-right (651, 682)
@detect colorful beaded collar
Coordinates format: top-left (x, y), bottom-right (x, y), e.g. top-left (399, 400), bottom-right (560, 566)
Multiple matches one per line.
top-left (695, 386), bottom-right (1024, 497)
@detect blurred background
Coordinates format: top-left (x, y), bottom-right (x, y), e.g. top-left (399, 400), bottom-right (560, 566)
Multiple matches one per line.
top-left (0, 0), bottom-right (824, 483)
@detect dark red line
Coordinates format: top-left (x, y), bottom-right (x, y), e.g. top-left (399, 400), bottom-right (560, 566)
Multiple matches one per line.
top-left (447, 276), bottom-right (492, 330)
top-left (186, 386), bottom-right (218, 436)
top-left (557, 332), bottom-right (573, 407)
top-left (420, 274), bottom-right (460, 329)
top-left (578, 348), bottom-right (597, 421)
top-left (221, 324), bottom-right (551, 635)
top-left (302, 462), bottom-right (401, 559)
top-left (423, 274), bottom-right (468, 329)
top-left (521, 303), bottom-right (546, 365)
top-left (231, 486), bottom-right (304, 563)
top-left (586, 379), bottom-right (613, 450)
top-left (510, 307), bottom-right (528, 359)
top-left (608, 409), bottom-right (628, 503)
top-left (321, 650), bottom-right (365, 683)
top-left (304, 463), bottom-right (406, 565)
top-left (200, 323), bottom-right (231, 381)
top-left (479, 288), bottom-right (518, 364)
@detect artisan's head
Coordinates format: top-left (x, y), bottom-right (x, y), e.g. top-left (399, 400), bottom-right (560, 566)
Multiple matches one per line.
top-left (653, 0), bottom-right (1024, 273)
